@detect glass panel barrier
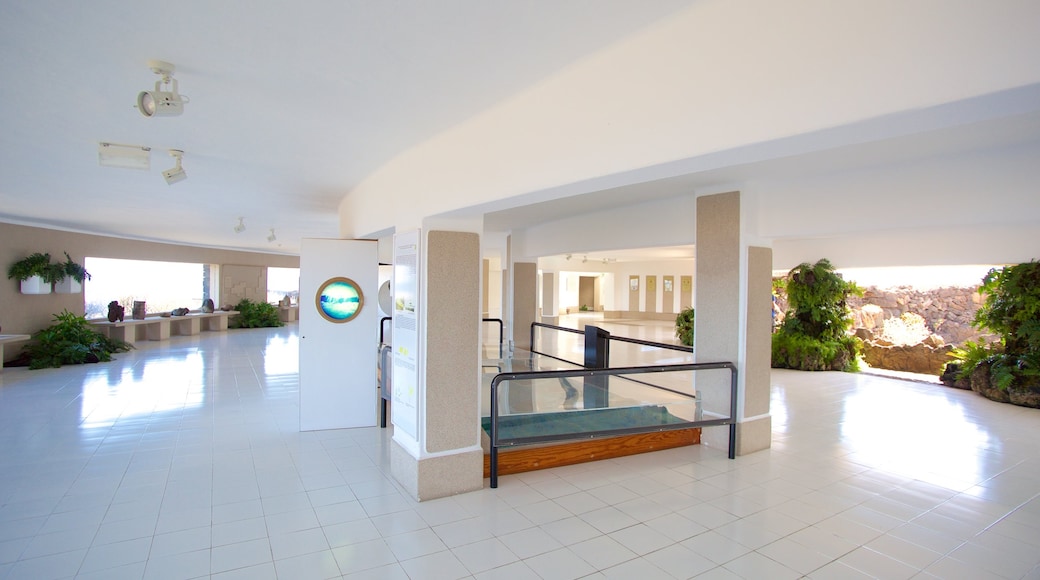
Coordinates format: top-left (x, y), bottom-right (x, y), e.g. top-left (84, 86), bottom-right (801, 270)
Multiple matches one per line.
top-left (487, 362), bottom-right (736, 487)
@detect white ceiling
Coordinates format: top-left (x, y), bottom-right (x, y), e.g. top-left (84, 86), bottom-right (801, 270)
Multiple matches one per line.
top-left (0, 1), bottom-right (690, 254)
top-left (3, 2), bottom-right (1039, 263)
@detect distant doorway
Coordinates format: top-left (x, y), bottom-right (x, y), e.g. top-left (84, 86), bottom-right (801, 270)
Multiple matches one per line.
top-left (578, 276), bottom-right (598, 311)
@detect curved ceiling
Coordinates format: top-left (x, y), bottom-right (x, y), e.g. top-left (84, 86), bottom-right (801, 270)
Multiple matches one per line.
top-left (3, 1), bottom-right (1039, 260)
top-left (0, 1), bottom-right (690, 253)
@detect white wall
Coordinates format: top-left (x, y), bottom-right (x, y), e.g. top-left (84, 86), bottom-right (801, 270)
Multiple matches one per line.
top-left (541, 260), bottom-right (693, 315)
top-left (758, 139), bottom-right (1040, 269)
top-left (340, 1), bottom-right (1040, 238)
top-left (513, 195), bottom-right (696, 262)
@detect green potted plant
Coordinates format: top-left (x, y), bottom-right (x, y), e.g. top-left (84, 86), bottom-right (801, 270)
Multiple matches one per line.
top-left (55, 252), bottom-right (91, 294)
top-left (675, 307), bottom-right (695, 347)
top-left (6, 252), bottom-right (61, 294)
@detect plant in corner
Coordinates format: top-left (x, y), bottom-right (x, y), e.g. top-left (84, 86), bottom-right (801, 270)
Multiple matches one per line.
top-left (771, 259), bottom-right (862, 371)
top-left (950, 260), bottom-right (1040, 407)
top-left (231, 298), bottom-right (284, 329)
top-left (21, 310), bottom-right (133, 369)
top-left (675, 307), bottom-right (695, 347)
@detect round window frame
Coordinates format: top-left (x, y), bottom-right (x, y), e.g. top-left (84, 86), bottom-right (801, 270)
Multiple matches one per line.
top-left (315, 276), bottom-right (364, 323)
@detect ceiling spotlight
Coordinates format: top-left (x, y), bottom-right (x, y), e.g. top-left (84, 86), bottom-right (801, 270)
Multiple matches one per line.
top-left (162, 150), bottom-right (186, 184)
top-left (582, 256), bottom-right (588, 263)
top-left (565, 254), bottom-right (572, 261)
top-left (234, 217), bottom-right (245, 233)
top-left (137, 60), bottom-right (189, 117)
top-left (267, 229), bottom-right (276, 242)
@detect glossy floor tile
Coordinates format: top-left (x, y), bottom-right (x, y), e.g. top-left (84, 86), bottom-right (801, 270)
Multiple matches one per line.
top-left (1, 320), bottom-right (1038, 579)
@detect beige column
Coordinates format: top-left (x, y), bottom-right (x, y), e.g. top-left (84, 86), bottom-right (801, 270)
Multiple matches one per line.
top-left (390, 230), bottom-right (483, 500)
top-left (695, 191), bottom-right (772, 456)
top-left (644, 275), bottom-right (657, 313)
top-left (512, 262), bottom-right (537, 351)
top-left (482, 258), bottom-right (490, 317)
top-left (541, 271), bottom-right (558, 322)
top-left (663, 275), bottom-right (675, 314)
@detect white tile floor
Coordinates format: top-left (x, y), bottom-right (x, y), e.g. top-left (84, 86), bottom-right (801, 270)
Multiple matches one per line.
top-left (1, 321), bottom-right (1039, 579)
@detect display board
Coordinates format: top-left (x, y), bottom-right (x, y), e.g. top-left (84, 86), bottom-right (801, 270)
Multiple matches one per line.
top-left (391, 230), bottom-right (420, 443)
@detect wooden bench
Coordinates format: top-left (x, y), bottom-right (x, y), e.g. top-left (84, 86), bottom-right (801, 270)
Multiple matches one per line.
top-left (90, 310), bottom-right (239, 345)
top-left (0, 334), bottom-right (31, 373)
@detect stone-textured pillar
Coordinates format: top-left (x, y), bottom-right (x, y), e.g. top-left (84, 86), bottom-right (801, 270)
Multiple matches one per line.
top-left (390, 230), bottom-right (483, 500)
top-left (512, 262), bottom-right (537, 351)
top-left (541, 271), bottom-right (557, 322)
top-left (695, 191), bottom-right (771, 455)
top-left (742, 246), bottom-right (773, 453)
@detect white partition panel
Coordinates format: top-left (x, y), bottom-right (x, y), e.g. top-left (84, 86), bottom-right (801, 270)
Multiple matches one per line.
top-left (299, 238), bottom-right (378, 431)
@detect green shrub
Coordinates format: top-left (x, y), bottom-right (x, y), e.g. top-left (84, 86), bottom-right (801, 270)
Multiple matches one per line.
top-left (23, 310), bottom-right (133, 369)
top-left (955, 261), bottom-right (1040, 391)
top-left (772, 332), bottom-right (860, 372)
top-left (231, 299), bottom-right (284, 328)
top-left (675, 307), bottom-right (695, 347)
top-left (771, 259), bottom-right (861, 371)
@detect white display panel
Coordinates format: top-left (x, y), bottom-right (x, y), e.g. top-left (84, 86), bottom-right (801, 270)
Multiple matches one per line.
top-left (391, 230), bottom-right (420, 444)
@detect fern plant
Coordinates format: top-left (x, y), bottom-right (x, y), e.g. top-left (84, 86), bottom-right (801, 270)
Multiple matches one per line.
top-left (771, 259), bottom-right (862, 371)
top-left (957, 260), bottom-right (1040, 392)
top-left (231, 299), bottom-right (284, 328)
top-left (61, 252), bottom-right (91, 283)
top-left (22, 310), bottom-right (133, 369)
top-left (7, 252), bottom-right (63, 283)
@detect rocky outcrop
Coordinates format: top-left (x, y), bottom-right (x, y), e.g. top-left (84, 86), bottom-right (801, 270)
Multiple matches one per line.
top-left (861, 339), bottom-right (953, 375)
top-left (970, 362), bottom-right (1040, 408)
top-left (849, 286), bottom-right (990, 345)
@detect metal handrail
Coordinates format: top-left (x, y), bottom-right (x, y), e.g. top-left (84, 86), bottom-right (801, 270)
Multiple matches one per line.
top-left (488, 361), bottom-right (737, 488)
top-left (530, 322), bottom-right (585, 366)
top-left (482, 318), bottom-right (504, 358)
top-left (608, 334), bottom-right (693, 354)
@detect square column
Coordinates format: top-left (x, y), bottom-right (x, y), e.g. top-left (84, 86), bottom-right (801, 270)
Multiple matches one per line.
top-left (695, 191), bottom-right (772, 455)
top-left (511, 262), bottom-right (537, 351)
top-left (390, 230), bottom-right (483, 500)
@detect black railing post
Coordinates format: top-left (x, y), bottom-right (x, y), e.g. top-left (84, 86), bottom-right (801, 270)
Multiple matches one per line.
top-left (490, 376), bottom-right (500, 488)
top-left (583, 325), bottom-right (611, 408)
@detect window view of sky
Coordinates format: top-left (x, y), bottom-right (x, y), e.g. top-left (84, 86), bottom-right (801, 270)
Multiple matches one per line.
top-left (84, 258), bottom-right (205, 318)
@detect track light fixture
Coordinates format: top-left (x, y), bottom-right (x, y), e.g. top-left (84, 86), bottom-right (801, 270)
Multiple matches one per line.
top-left (162, 150), bottom-right (186, 184)
top-left (267, 228), bottom-right (276, 242)
top-left (234, 217), bottom-right (245, 233)
top-left (137, 60), bottom-right (189, 117)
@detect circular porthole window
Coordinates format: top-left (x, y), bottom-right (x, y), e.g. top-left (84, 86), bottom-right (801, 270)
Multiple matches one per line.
top-left (315, 277), bottom-right (364, 323)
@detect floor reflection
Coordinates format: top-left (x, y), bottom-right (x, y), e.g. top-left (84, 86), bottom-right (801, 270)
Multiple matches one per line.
top-left (79, 350), bottom-right (206, 430)
top-left (841, 384), bottom-right (993, 489)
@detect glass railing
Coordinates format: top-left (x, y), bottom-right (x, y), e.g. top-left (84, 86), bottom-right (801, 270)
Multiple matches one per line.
top-left (486, 360), bottom-right (736, 488)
